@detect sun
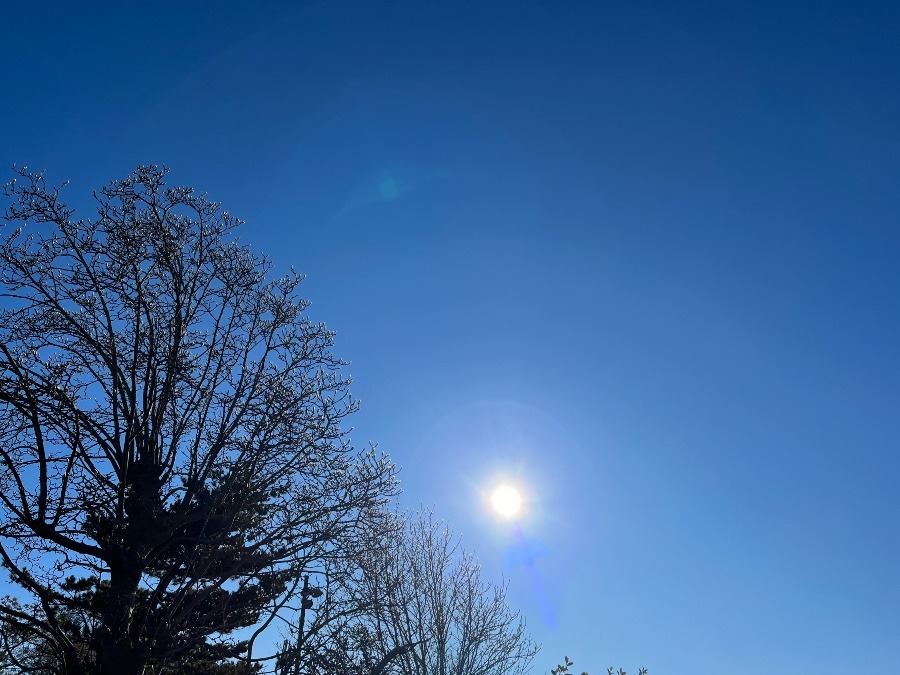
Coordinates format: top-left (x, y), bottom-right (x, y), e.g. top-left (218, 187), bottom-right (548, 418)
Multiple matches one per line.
top-left (490, 484), bottom-right (522, 518)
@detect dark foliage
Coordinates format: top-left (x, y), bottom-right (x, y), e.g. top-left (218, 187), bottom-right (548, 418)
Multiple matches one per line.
top-left (551, 656), bottom-right (648, 675)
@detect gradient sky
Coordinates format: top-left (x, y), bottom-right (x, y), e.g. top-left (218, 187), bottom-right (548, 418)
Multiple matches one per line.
top-left (2, 2), bottom-right (899, 673)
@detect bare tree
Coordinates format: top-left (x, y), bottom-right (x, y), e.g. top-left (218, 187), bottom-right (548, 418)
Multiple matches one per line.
top-left (272, 514), bottom-right (406, 675)
top-left (0, 166), bottom-right (398, 675)
top-left (341, 511), bottom-right (538, 675)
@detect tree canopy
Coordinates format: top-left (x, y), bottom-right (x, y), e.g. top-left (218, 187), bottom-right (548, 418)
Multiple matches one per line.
top-left (0, 166), bottom-right (398, 675)
top-left (279, 510), bottom-right (538, 675)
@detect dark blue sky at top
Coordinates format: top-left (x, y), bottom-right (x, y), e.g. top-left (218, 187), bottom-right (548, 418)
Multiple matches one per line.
top-left (2, 1), bottom-right (899, 673)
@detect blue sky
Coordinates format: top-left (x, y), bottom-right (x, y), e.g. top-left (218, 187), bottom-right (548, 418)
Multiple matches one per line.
top-left (2, 1), bottom-right (899, 672)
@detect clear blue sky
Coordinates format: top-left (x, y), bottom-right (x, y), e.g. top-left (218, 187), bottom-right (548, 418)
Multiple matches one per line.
top-left (3, 2), bottom-right (899, 672)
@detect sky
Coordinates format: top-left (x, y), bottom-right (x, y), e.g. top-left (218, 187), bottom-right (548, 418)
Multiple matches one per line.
top-left (2, 1), bottom-right (899, 673)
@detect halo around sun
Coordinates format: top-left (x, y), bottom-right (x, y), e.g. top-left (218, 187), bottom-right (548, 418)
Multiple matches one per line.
top-left (490, 484), bottom-right (522, 518)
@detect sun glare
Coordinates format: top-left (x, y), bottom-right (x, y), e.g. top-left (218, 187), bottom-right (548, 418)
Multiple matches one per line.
top-left (490, 485), bottom-right (522, 518)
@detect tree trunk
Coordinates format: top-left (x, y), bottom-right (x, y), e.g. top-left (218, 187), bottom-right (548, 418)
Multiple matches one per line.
top-left (98, 463), bottom-right (160, 675)
top-left (97, 558), bottom-right (145, 675)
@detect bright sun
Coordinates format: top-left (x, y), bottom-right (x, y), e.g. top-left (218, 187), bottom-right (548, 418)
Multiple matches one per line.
top-left (490, 485), bottom-right (522, 518)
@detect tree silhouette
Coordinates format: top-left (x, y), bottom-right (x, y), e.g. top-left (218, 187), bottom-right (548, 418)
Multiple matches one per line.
top-left (0, 166), bottom-right (398, 675)
top-left (296, 510), bottom-right (538, 675)
top-left (550, 656), bottom-right (647, 675)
